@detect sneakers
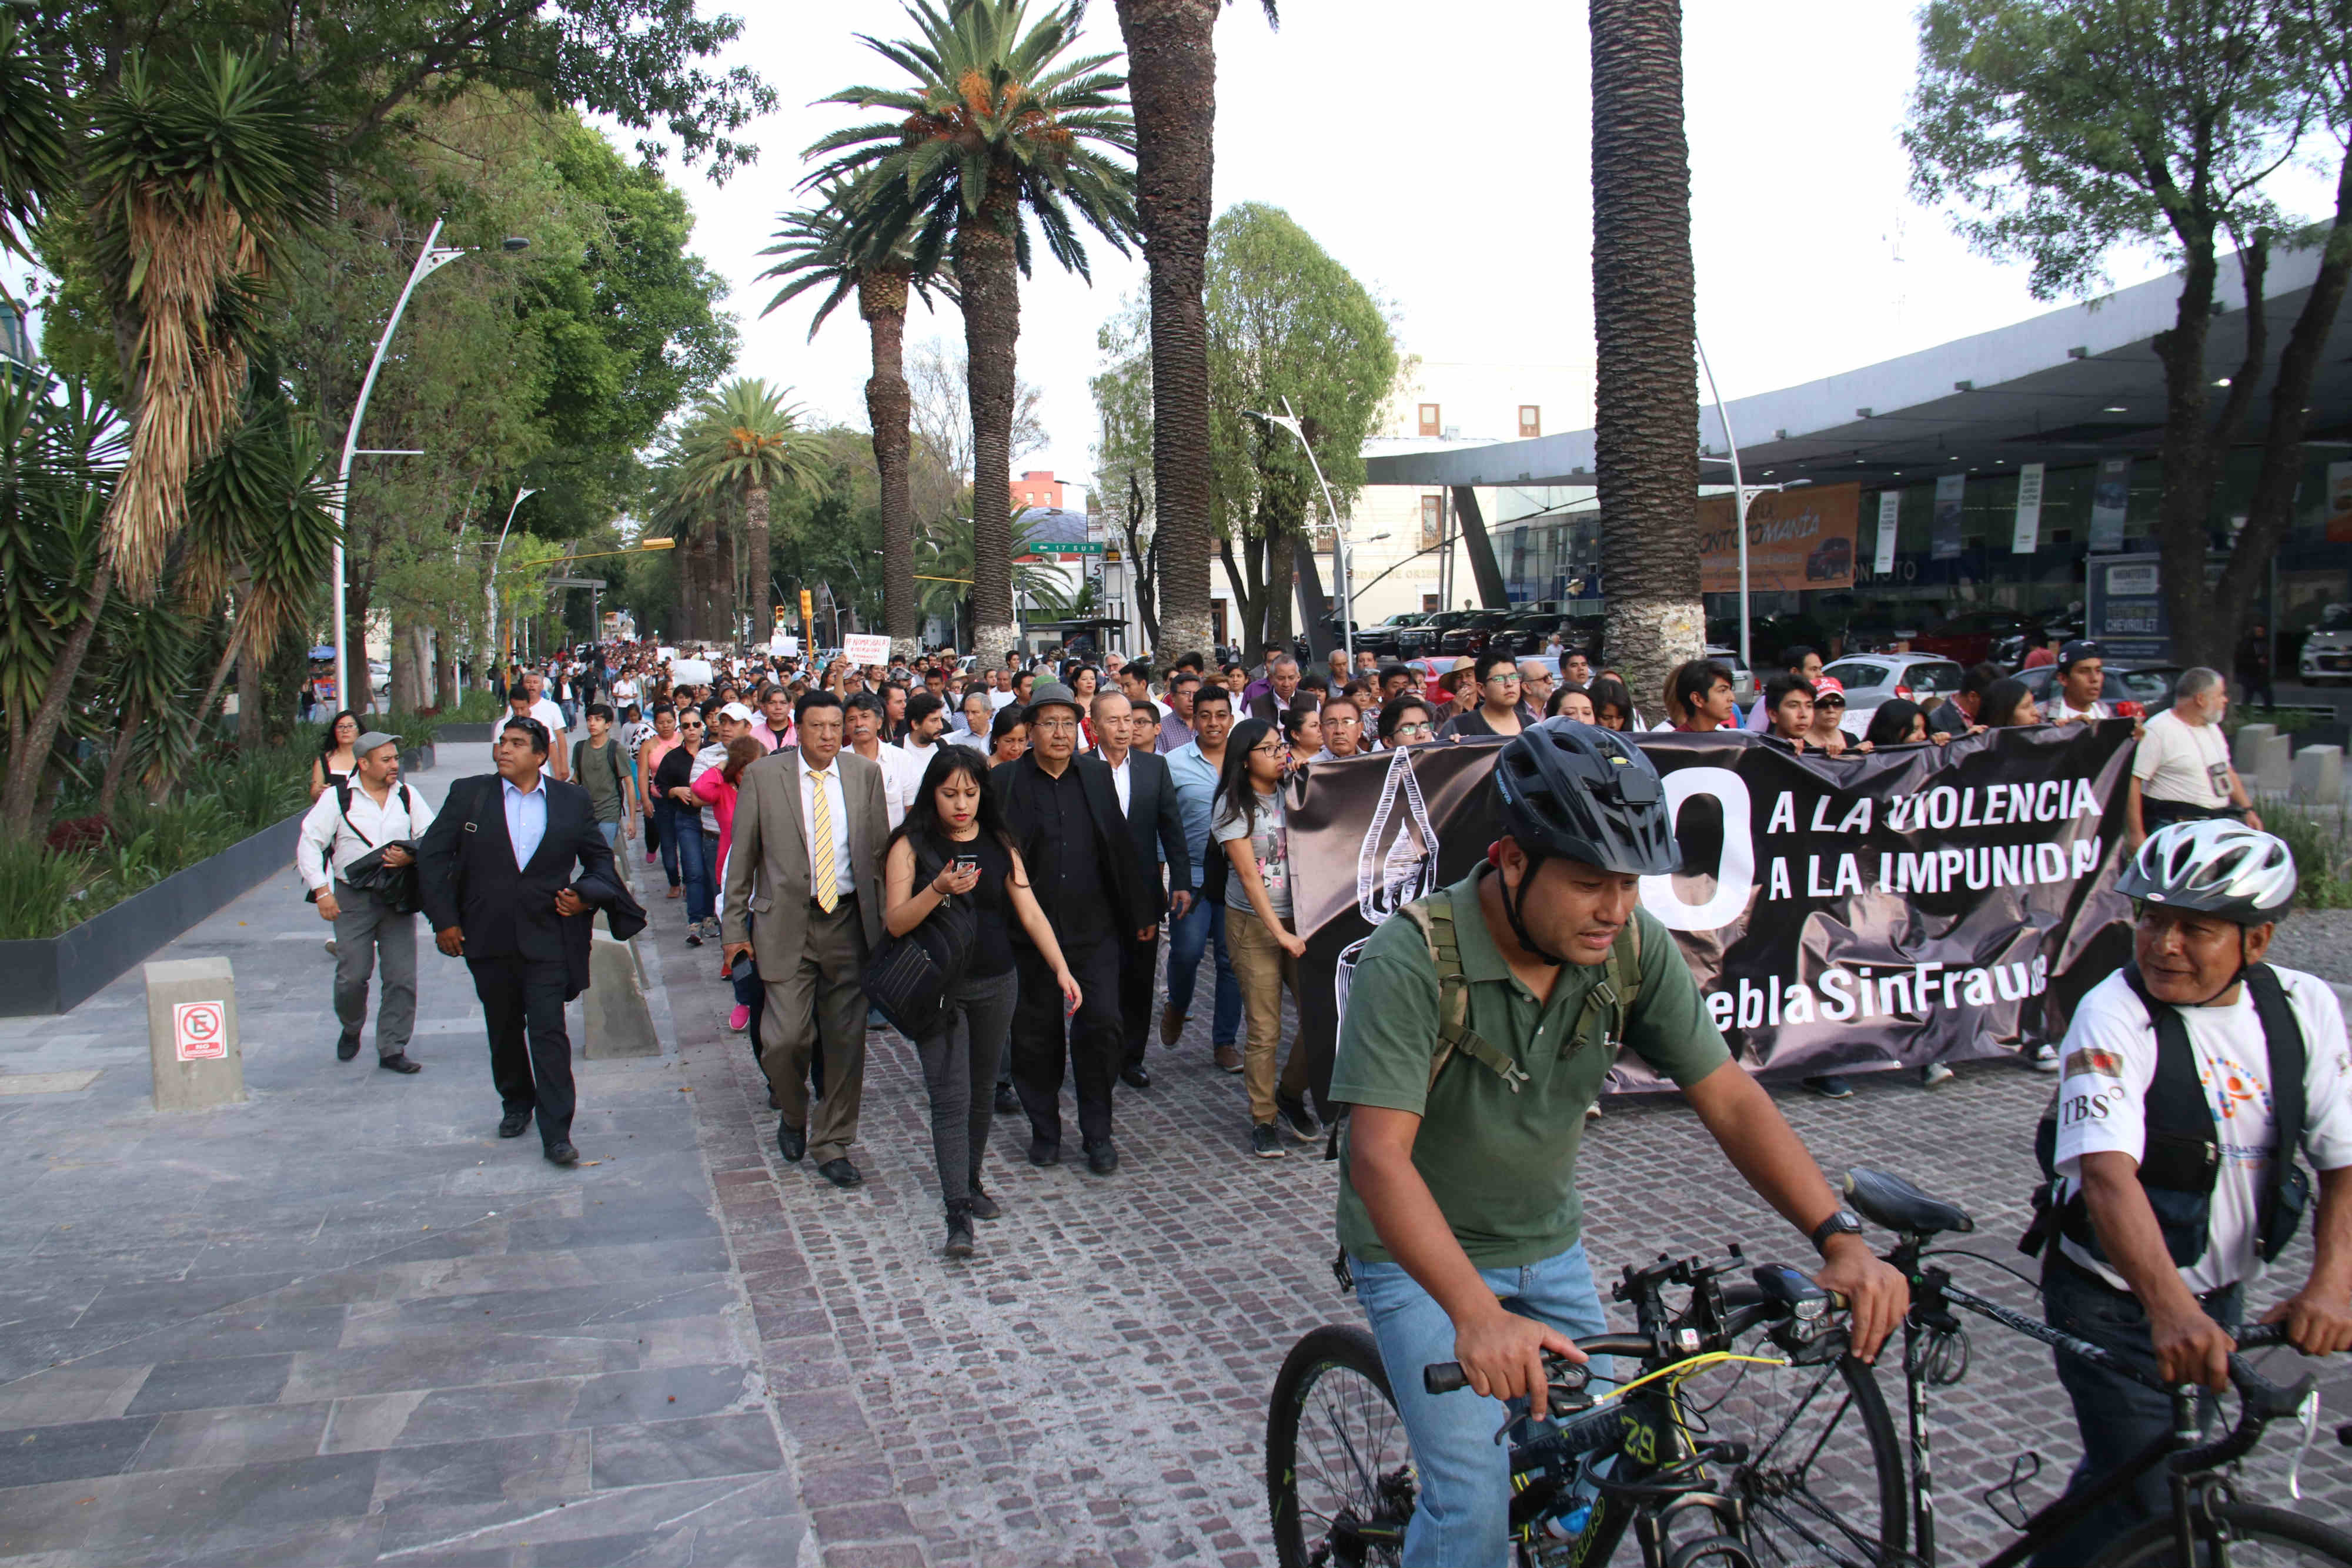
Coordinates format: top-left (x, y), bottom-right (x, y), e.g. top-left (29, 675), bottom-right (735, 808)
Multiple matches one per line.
top-left (728, 1004), bottom-right (750, 1033)
top-left (1213, 1044), bottom-right (1242, 1074)
top-left (1921, 1061), bottom-right (1956, 1089)
top-left (1805, 1074), bottom-right (1856, 1101)
top-left (1585, 1101), bottom-right (1603, 1121)
top-left (1277, 1096), bottom-right (1320, 1142)
top-left (1250, 1123), bottom-right (1285, 1159)
top-left (2029, 1042), bottom-right (2060, 1072)
top-left (685, 922), bottom-right (703, 948)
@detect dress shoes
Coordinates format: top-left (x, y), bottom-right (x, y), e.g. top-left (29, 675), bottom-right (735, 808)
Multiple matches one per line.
top-left (377, 1053), bottom-right (421, 1074)
top-left (817, 1157), bottom-right (862, 1189)
top-left (1158, 1004), bottom-right (1187, 1045)
top-left (336, 1029), bottom-right (362, 1062)
top-left (1083, 1139), bottom-right (1120, 1177)
top-left (1027, 1136), bottom-right (1060, 1168)
top-left (1214, 1044), bottom-right (1243, 1074)
top-left (965, 1183), bottom-right (1002, 1221)
top-left (1120, 1064), bottom-right (1151, 1090)
top-left (544, 1142), bottom-right (580, 1166)
top-left (497, 1111), bottom-right (532, 1139)
top-left (777, 1123), bottom-right (807, 1163)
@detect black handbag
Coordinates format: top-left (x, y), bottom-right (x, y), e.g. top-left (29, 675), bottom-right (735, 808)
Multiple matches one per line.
top-left (859, 844), bottom-right (976, 1037)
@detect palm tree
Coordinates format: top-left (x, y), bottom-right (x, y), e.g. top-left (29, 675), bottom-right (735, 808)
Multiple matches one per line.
top-left (4, 48), bottom-right (326, 840)
top-left (807, 0), bottom-right (1138, 671)
top-left (915, 507), bottom-right (1076, 641)
top-left (676, 379), bottom-right (823, 641)
top-left (1111, 0), bottom-right (1275, 666)
top-left (1591, 0), bottom-right (1701, 713)
top-left (759, 182), bottom-right (946, 661)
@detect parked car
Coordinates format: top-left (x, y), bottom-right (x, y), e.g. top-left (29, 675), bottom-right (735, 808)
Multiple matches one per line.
top-left (2298, 606), bottom-right (2352, 685)
top-left (2014, 663), bottom-right (2160, 719)
top-left (1703, 646), bottom-right (1757, 704)
top-left (1436, 609), bottom-right (1518, 656)
top-left (1358, 612), bottom-right (1428, 658)
top-left (1820, 654), bottom-right (1967, 728)
top-left (1911, 610), bottom-right (2032, 668)
top-left (1399, 609), bottom-right (1477, 659)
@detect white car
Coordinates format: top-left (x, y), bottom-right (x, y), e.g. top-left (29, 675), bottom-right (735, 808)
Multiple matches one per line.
top-left (2298, 616), bottom-right (2351, 686)
top-left (1819, 653), bottom-right (1966, 731)
top-left (1704, 646), bottom-right (1756, 704)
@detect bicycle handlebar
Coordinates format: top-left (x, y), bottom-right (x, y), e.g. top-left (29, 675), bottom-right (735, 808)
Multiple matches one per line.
top-left (1422, 1333), bottom-right (1656, 1397)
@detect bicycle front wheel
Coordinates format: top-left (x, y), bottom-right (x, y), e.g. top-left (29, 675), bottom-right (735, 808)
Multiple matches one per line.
top-left (1267, 1324), bottom-right (1413, 1568)
top-left (2087, 1502), bottom-right (2352, 1567)
top-left (1704, 1348), bottom-right (1906, 1567)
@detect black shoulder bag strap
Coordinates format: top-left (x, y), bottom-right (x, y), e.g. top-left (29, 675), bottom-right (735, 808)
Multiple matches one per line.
top-left (2119, 963), bottom-right (2222, 1196)
top-left (2244, 963), bottom-right (2310, 1261)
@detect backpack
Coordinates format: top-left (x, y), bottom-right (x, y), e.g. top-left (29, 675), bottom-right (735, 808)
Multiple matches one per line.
top-left (2020, 962), bottom-right (2309, 1271)
top-left (1393, 889), bottom-right (1644, 1094)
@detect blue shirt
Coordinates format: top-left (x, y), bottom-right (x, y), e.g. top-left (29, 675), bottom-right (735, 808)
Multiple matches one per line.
top-left (502, 775), bottom-right (549, 869)
top-left (1165, 740), bottom-right (1222, 890)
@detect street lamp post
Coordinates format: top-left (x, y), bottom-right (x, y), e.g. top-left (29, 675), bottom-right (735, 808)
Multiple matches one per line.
top-left (1242, 397), bottom-right (1355, 668)
top-left (1695, 336), bottom-right (1752, 675)
top-left (486, 486), bottom-right (541, 677)
top-left (330, 220), bottom-right (527, 714)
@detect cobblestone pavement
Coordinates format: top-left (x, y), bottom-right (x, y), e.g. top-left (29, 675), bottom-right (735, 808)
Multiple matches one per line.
top-left (649, 866), bottom-right (2352, 1568)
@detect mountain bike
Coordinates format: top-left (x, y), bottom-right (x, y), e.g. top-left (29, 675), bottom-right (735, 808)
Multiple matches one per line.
top-left (1266, 1166), bottom-right (2347, 1567)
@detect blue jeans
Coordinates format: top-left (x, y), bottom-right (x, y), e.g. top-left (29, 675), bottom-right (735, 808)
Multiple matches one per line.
top-left (674, 821), bottom-right (716, 925)
top-left (596, 820), bottom-right (619, 851)
top-left (1164, 890), bottom-right (1240, 1047)
top-left (1352, 1243), bottom-right (1611, 1567)
top-left (654, 798), bottom-right (684, 888)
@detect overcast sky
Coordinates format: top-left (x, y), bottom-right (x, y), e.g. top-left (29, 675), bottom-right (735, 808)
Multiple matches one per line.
top-left (672, 0), bottom-right (2207, 510)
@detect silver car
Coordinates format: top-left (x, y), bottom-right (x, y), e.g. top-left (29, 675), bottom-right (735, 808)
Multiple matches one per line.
top-left (1820, 654), bottom-right (1966, 731)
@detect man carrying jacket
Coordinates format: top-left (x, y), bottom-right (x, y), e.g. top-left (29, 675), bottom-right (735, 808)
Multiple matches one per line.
top-left (298, 730), bottom-right (433, 1072)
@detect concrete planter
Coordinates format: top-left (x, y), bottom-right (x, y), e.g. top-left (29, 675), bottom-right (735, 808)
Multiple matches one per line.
top-left (433, 723), bottom-right (496, 743)
top-left (399, 743), bottom-right (436, 774)
top-left (0, 808), bottom-right (306, 1017)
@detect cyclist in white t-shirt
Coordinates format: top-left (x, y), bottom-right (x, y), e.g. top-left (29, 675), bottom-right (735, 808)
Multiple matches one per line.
top-left (2035, 820), bottom-right (2350, 1564)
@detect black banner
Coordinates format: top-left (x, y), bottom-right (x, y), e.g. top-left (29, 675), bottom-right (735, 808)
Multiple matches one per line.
top-left (1288, 723), bottom-right (2138, 1096)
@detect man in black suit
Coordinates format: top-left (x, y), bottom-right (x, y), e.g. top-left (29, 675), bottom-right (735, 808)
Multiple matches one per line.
top-left (417, 716), bottom-right (616, 1166)
top-left (989, 682), bottom-right (1157, 1175)
top-left (1088, 691), bottom-right (1190, 1090)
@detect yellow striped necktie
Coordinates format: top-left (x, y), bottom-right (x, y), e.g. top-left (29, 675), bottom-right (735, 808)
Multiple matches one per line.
top-left (810, 767), bottom-right (838, 914)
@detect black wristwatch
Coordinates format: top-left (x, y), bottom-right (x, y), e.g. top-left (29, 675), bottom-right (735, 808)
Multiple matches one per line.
top-left (1809, 1209), bottom-right (1863, 1253)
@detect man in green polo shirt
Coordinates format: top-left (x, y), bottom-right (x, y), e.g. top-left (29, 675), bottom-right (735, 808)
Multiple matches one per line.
top-left (1333, 721), bottom-right (1908, 1566)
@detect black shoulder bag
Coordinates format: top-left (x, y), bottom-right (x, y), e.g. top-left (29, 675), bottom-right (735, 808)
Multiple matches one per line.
top-left (860, 840), bottom-right (977, 1038)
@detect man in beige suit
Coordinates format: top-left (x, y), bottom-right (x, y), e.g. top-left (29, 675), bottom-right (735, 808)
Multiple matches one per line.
top-left (722, 690), bottom-right (888, 1188)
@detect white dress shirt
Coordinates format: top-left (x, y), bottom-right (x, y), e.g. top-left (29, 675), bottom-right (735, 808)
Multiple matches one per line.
top-left (502, 775), bottom-right (549, 868)
top-left (297, 776), bottom-right (437, 890)
top-left (528, 697), bottom-right (568, 778)
top-left (799, 755), bottom-right (856, 899)
top-left (1105, 750), bottom-right (1133, 817)
top-left (857, 741), bottom-right (925, 832)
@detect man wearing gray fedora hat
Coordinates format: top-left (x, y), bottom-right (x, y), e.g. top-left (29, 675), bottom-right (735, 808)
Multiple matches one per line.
top-left (297, 730), bottom-right (435, 1071)
top-left (988, 681), bottom-right (1158, 1175)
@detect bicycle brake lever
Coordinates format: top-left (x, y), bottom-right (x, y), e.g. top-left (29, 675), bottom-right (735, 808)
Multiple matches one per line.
top-left (2286, 1389), bottom-right (2321, 1503)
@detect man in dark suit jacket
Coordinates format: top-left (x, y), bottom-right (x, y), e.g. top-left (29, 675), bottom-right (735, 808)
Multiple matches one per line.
top-left (1245, 656), bottom-right (1304, 727)
top-left (1088, 691), bottom-right (1191, 1089)
top-left (989, 683), bottom-right (1157, 1175)
top-left (417, 716), bottom-right (616, 1166)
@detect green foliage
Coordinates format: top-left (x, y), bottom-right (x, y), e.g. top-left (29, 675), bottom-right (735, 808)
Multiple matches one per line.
top-left (0, 837), bottom-right (87, 940)
top-left (676, 378), bottom-right (824, 507)
top-left (0, 376), bottom-right (118, 731)
top-left (2263, 799), bottom-right (2352, 909)
top-left (806, 0), bottom-right (1138, 282)
top-left (0, 12), bottom-right (69, 263)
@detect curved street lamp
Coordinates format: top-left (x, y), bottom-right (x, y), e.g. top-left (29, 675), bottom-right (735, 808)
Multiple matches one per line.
top-left (1241, 396), bottom-right (1355, 667)
top-left (330, 222), bottom-right (529, 712)
top-left (485, 486), bottom-right (541, 671)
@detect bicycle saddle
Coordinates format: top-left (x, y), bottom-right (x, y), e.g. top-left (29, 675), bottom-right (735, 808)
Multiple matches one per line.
top-left (1844, 1167), bottom-right (1976, 1235)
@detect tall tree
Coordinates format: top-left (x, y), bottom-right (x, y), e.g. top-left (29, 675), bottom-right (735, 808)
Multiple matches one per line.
top-left (1907, 0), bottom-right (2352, 671)
top-left (1591, 0), bottom-right (1702, 715)
top-left (760, 182), bottom-right (945, 659)
top-left (1090, 292), bottom-right (1160, 648)
top-left (808, 0), bottom-right (1138, 669)
top-left (677, 379), bottom-right (823, 641)
top-left (1109, 0), bottom-right (1274, 666)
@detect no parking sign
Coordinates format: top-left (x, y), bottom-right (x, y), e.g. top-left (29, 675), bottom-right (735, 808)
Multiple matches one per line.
top-left (173, 999), bottom-right (226, 1061)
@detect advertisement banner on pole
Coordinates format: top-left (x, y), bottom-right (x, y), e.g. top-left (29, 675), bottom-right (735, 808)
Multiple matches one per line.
top-left (2089, 458), bottom-right (2131, 552)
top-left (1874, 490), bottom-right (1900, 575)
top-left (2011, 462), bottom-right (2045, 554)
top-left (1285, 726), bottom-right (2134, 1102)
top-left (1696, 482), bottom-right (1859, 593)
top-left (841, 633), bottom-right (893, 667)
top-left (1931, 473), bottom-right (1966, 560)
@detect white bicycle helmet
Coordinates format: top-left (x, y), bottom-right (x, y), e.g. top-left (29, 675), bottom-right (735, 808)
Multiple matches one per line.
top-left (2116, 818), bottom-right (2297, 924)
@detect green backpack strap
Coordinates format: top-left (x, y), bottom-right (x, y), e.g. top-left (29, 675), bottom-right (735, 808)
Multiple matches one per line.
top-left (1398, 896), bottom-right (1530, 1094)
top-left (1569, 916), bottom-right (1643, 1055)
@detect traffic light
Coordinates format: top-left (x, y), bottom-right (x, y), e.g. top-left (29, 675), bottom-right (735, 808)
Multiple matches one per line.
top-left (799, 589), bottom-right (813, 619)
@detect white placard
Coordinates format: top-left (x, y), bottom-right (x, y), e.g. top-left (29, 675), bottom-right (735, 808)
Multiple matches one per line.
top-left (769, 634), bottom-right (800, 657)
top-left (667, 658), bottom-right (713, 687)
top-left (842, 633), bottom-right (892, 667)
top-left (2010, 462), bottom-right (2045, 554)
top-left (173, 999), bottom-right (226, 1061)
top-left (1874, 490), bottom-right (1900, 575)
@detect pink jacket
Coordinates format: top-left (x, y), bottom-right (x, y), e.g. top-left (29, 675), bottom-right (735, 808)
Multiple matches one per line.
top-left (691, 765), bottom-right (740, 870)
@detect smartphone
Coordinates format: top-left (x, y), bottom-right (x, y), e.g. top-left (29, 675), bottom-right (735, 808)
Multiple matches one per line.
top-left (953, 853), bottom-right (978, 873)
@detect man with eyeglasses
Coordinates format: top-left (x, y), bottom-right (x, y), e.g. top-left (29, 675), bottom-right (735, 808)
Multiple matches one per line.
top-left (1516, 658), bottom-right (1555, 714)
top-left (1312, 694), bottom-right (1369, 761)
top-left (1377, 695), bottom-right (1439, 749)
top-left (1438, 649), bottom-right (1535, 739)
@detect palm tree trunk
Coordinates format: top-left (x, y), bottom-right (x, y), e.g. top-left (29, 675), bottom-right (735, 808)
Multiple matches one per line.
top-left (957, 194), bottom-right (1024, 668)
top-left (1592, 0), bottom-right (1702, 711)
top-left (1116, 0), bottom-right (1221, 667)
top-left (95, 698), bottom-right (142, 819)
top-left (744, 480), bottom-right (772, 640)
top-left (864, 273), bottom-right (918, 659)
top-left (2, 561), bottom-right (111, 840)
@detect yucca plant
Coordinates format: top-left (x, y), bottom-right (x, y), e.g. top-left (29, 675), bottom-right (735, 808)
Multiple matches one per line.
top-left (807, 0), bottom-right (1138, 666)
top-left (0, 12), bottom-right (68, 264)
top-left (0, 838), bottom-right (87, 941)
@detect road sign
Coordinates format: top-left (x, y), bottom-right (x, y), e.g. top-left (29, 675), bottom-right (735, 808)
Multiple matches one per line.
top-left (173, 999), bottom-right (226, 1062)
top-left (1016, 540), bottom-right (1105, 559)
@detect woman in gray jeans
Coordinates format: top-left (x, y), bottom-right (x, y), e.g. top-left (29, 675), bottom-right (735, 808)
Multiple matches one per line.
top-left (883, 748), bottom-right (1080, 1260)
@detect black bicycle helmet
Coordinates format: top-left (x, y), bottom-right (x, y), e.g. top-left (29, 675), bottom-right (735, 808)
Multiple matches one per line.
top-left (1493, 718), bottom-right (1681, 877)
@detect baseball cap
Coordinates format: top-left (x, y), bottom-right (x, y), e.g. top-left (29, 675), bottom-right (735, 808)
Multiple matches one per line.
top-left (1811, 676), bottom-right (1844, 696)
top-left (718, 702), bottom-right (757, 724)
top-left (2058, 638), bottom-right (2103, 672)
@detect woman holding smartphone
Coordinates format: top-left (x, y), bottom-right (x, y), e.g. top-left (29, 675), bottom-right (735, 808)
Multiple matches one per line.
top-left (1212, 719), bottom-right (1316, 1160)
top-left (884, 748), bottom-right (1080, 1259)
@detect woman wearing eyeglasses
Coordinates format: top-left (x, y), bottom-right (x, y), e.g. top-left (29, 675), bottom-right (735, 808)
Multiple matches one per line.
top-left (652, 711), bottom-right (712, 927)
top-left (1212, 719), bottom-right (1317, 1159)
